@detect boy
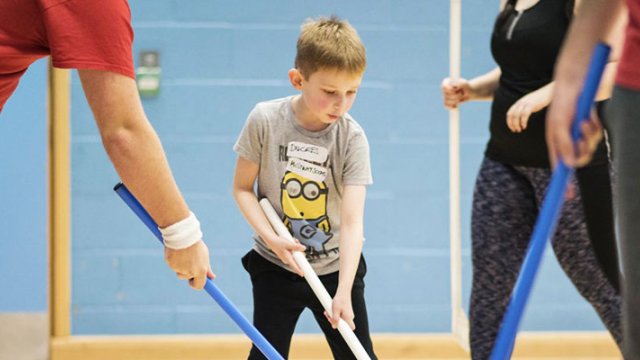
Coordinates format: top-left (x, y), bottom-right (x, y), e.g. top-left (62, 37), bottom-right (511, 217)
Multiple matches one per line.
top-left (232, 15), bottom-right (377, 360)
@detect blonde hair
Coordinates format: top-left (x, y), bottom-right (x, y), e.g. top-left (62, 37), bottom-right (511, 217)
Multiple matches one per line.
top-left (295, 15), bottom-right (366, 79)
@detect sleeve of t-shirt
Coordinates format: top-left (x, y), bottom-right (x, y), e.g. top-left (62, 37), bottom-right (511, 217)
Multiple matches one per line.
top-left (42, 0), bottom-right (135, 79)
top-left (233, 105), bottom-right (265, 165)
top-left (343, 128), bottom-right (373, 186)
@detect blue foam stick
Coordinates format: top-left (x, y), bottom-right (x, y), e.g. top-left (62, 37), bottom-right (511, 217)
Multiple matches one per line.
top-left (114, 183), bottom-right (284, 360)
top-left (490, 43), bottom-right (611, 360)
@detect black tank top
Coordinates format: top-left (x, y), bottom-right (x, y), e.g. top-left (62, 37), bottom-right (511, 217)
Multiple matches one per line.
top-left (485, 0), bottom-right (607, 167)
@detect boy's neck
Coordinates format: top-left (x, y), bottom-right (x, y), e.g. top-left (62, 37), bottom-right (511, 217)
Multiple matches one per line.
top-left (291, 95), bottom-right (331, 132)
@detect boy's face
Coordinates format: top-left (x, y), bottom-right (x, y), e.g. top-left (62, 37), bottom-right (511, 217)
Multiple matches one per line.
top-left (289, 67), bottom-right (362, 127)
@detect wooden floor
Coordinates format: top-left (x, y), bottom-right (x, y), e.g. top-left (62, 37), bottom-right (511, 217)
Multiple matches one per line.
top-left (50, 332), bottom-right (620, 359)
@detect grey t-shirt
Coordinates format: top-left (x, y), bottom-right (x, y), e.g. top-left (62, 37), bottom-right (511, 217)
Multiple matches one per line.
top-left (233, 95), bottom-right (373, 275)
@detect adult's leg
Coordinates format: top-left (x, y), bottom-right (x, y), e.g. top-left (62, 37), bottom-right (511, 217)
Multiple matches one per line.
top-left (469, 158), bottom-right (538, 360)
top-left (242, 250), bottom-right (306, 360)
top-left (309, 257), bottom-right (377, 360)
top-left (529, 170), bottom-right (622, 345)
top-left (607, 86), bottom-right (640, 358)
top-left (575, 163), bottom-right (620, 292)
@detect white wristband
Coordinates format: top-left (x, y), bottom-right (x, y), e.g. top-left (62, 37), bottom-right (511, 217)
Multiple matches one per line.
top-left (159, 211), bottom-right (203, 250)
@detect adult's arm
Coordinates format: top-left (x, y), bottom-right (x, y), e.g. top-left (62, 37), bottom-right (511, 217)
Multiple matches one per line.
top-left (546, 0), bottom-right (626, 167)
top-left (78, 69), bottom-right (213, 289)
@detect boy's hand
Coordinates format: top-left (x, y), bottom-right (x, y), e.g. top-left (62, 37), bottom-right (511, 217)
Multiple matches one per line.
top-left (165, 240), bottom-right (215, 290)
top-left (441, 77), bottom-right (472, 109)
top-left (267, 235), bottom-right (306, 276)
top-left (324, 291), bottom-right (356, 330)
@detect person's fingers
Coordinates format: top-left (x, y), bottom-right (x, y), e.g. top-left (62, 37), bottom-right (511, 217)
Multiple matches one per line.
top-left (566, 116), bottom-right (603, 167)
top-left (339, 308), bottom-right (356, 330)
top-left (345, 317), bottom-right (356, 331)
top-left (550, 122), bottom-right (575, 166)
top-left (443, 91), bottom-right (459, 106)
top-left (564, 181), bottom-right (576, 200)
top-left (207, 268), bottom-right (216, 280)
top-left (441, 79), bottom-right (456, 96)
top-left (442, 77), bottom-right (462, 91)
top-left (519, 105), bottom-right (532, 131)
top-left (506, 107), bottom-right (514, 132)
top-left (575, 139), bottom-right (593, 167)
top-left (581, 118), bottom-right (603, 149)
top-left (323, 311), bottom-right (337, 329)
top-left (331, 309), bottom-right (342, 329)
top-left (457, 87), bottom-right (470, 102)
top-left (284, 252), bottom-right (304, 277)
top-left (443, 86), bottom-right (458, 95)
top-left (190, 272), bottom-right (208, 290)
top-left (507, 106), bottom-right (520, 132)
top-left (442, 78), bottom-right (470, 110)
top-left (332, 309), bottom-right (341, 329)
top-left (588, 108), bottom-right (603, 130)
top-left (177, 272), bottom-right (191, 280)
top-left (325, 311), bottom-right (338, 328)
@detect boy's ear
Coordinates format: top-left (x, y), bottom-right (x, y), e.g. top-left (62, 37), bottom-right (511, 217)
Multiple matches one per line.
top-left (288, 68), bottom-right (303, 90)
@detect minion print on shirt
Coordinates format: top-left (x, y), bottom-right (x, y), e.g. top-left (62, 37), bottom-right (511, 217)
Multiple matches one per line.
top-left (280, 141), bottom-right (333, 257)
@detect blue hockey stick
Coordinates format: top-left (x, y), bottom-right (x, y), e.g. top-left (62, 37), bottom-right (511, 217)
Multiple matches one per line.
top-left (490, 43), bottom-right (611, 359)
top-left (114, 183), bottom-right (284, 360)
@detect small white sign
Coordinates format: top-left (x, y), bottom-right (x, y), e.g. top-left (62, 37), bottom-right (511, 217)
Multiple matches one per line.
top-left (286, 158), bottom-right (327, 182)
top-left (287, 141), bottom-right (328, 163)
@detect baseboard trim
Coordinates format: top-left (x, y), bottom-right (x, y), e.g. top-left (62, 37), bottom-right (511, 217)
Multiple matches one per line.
top-left (50, 332), bottom-right (619, 359)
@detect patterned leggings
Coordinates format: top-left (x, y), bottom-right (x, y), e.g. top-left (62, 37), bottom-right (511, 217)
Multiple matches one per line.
top-left (469, 157), bottom-right (622, 360)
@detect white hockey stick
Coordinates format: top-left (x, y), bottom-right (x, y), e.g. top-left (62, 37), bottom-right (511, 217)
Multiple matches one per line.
top-left (259, 199), bottom-right (372, 360)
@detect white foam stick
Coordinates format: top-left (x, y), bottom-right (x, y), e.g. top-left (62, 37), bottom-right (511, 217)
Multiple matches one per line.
top-left (259, 199), bottom-right (372, 360)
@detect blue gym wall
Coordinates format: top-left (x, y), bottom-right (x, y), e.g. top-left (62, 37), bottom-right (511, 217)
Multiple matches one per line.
top-left (0, 59), bottom-right (49, 359)
top-left (66, 0), bottom-right (608, 335)
top-left (0, 59), bottom-right (48, 312)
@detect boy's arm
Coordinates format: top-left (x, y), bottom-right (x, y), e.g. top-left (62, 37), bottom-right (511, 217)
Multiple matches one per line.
top-left (232, 156), bottom-right (305, 275)
top-left (78, 69), bottom-right (213, 290)
top-left (329, 184), bottom-right (366, 330)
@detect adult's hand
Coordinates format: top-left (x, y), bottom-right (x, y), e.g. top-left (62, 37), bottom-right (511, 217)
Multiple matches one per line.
top-left (166, 240), bottom-right (215, 290)
top-left (441, 77), bottom-right (472, 109)
top-left (546, 85), bottom-right (603, 169)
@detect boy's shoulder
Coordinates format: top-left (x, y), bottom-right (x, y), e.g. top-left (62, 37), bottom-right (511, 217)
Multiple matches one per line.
top-left (340, 112), bottom-right (367, 137)
top-left (252, 96), bottom-right (293, 115)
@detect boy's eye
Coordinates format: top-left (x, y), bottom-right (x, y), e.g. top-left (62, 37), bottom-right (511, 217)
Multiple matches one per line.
top-left (323, 90), bottom-right (335, 95)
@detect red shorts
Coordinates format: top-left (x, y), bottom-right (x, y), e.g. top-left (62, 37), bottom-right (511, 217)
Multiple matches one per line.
top-left (0, 0), bottom-right (135, 111)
